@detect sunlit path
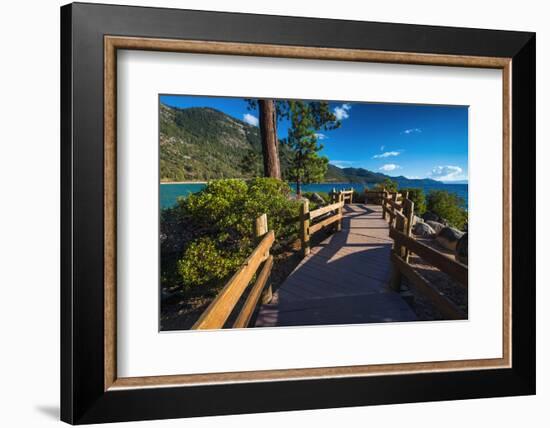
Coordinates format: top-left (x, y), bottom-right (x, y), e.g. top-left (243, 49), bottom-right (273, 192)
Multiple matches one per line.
top-left (255, 204), bottom-right (417, 327)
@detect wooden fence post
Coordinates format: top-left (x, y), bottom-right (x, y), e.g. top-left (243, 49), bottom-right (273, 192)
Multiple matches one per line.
top-left (349, 188), bottom-right (354, 204)
top-left (390, 192), bottom-right (401, 230)
top-left (336, 192), bottom-right (343, 231)
top-left (403, 199), bottom-right (415, 263)
top-left (254, 214), bottom-right (272, 304)
top-left (300, 199), bottom-right (310, 256)
top-left (254, 213), bottom-right (269, 259)
top-left (390, 214), bottom-right (405, 292)
top-left (382, 189), bottom-right (388, 220)
top-left (330, 187), bottom-right (337, 204)
top-left (254, 213), bottom-right (268, 239)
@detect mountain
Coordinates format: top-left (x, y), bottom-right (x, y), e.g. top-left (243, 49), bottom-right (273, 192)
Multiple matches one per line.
top-left (160, 104), bottom-right (442, 188)
top-left (324, 165), bottom-right (441, 188)
top-left (161, 104), bottom-right (259, 181)
top-left (442, 180), bottom-right (468, 185)
top-left (328, 167), bottom-right (389, 183)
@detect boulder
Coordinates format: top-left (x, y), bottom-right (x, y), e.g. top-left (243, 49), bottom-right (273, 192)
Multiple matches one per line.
top-left (422, 211), bottom-right (440, 222)
top-left (426, 220), bottom-right (445, 234)
top-left (310, 192), bottom-right (325, 205)
top-left (436, 227), bottom-right (464, 251)
top-left (412, 215), bottom-right (423, 226)
top-left (455, 233), bottom-right (468, 265)
top-left (413, 222), bottom-right (436, 238)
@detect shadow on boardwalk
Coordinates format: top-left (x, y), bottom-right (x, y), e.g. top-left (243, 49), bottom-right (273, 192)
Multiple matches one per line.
top-left (254, 204), bottom-right (417, 327)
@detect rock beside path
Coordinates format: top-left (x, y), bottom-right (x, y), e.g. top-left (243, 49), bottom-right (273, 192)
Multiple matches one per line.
top-left (310, 192), bottom-right (325, 205)
top-left (413, 222), bottom-right (436, 237)
top-left (436, 227), bottom-right (464, 251)
top-left (426, 220), bottom-right (445, 234)
top-left (455, 233), bottom-right (468, 265)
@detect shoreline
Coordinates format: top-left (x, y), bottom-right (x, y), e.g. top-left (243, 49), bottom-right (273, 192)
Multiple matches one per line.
top-left (160, 180), bottom-right (467, 185)
top-left (161, 181), bottom-right (207, 185)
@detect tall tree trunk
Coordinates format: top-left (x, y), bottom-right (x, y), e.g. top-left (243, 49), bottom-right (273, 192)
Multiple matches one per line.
top-left (296, 178), bottom-right (302, 197)
top-left (258, 99), bottom-right (281, 179)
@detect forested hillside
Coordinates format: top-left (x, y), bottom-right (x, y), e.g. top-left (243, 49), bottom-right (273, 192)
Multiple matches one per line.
top-left (160, 103), bottom-right (441, 188)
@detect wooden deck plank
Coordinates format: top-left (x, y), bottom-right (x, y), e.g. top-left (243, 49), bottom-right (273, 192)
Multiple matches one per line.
top-left (254, 204), bottom-right (417, 327)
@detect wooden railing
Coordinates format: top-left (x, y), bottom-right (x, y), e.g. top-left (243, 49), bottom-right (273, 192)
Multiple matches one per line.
top-left (364, 190), bottom-right (385, 205)
top-left (192, 213), bottom-right (275, 330)
top-left (300, 191), bottom-right (347, 256)
top-left (337, 189), bottom-right (354, 204)
top-left (382, 191), bottom-right (468, 320)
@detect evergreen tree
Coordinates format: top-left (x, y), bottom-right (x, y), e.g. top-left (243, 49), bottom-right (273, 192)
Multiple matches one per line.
top-left (248, 100), bottom-right (340, 188)
top-left (283, 101), bottom-right (340, 196)
top-left (258, 100), bottom-right (281, 179)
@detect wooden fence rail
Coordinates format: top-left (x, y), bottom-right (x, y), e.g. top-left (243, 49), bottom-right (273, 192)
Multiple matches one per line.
top-left (338, 189), bottom-right (354, 204)
top-left (383, 190), bottom-right (468, 320)
top-left (192, 214), bottom-right (275, 330)
top-left (300, 193), bottom-right (345, 256)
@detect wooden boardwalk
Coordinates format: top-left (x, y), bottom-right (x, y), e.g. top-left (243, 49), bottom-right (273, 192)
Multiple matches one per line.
top-left (254, 204), bottom-right (417, 327)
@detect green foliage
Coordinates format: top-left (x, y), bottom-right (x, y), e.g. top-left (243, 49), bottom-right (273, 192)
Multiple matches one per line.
top-left (301, 191), bottom-right (330, 209)
top-left (352, 189), bottom-right (366, 203)
top-left (177, 238), bottom-right (245, 290)
top-left (400, 187), bottom-right (427, 215)
top-left (374, 178), bottom-right (398, 193)
top-left (426, 190), bottom-right (468, 229)
top-left (167, 178), bottom-right (300, 291)
top-left (283, 101), bottom-right (340, 194)
top-left (160, 104), bottom-right (293, 181)
top-left (240, 149), bottom-right (263, 177)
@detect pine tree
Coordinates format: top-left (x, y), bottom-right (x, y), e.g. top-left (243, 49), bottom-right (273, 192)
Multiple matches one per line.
top-left (258, 100), bottom-right (281, 179)
top-left (284, 101), bottom-right (340, 196)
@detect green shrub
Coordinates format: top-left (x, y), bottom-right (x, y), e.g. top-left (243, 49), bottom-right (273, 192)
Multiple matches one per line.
top-left (400, 187), bottom-right (427, 215)
top-left (168, 178), bottom-right (301, 291)
top-left (374, 178), bottom-right (398, 193)
top-left (352, 189), bottom-right (366, 203)
top-left (177, 238), bottom-right (246, 291)
top-left (426, 190), bottom-right (468, 230)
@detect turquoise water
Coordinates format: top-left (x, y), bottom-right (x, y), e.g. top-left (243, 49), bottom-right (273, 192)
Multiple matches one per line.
top-left (160, 181), bottom-right (468, 209)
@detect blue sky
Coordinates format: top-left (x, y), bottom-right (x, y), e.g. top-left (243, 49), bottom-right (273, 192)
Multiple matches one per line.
top-left (160, 95), bottom-right (468, 182)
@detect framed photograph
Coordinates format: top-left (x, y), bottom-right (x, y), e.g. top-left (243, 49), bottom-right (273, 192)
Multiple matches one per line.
top-left (61, 2), bottom-right (535, 424)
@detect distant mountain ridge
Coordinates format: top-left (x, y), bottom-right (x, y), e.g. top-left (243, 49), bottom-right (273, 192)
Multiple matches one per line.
top-left (325, 165), bottom-right (444, 188)
top-left (160, 104), bottom-right (450, 188)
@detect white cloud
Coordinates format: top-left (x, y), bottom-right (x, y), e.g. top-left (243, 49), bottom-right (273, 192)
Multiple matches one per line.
top-left (429, 165), bottom-right (464, 181)
top-left (373, 151), bottom-right (401, 159)
top-left (334, 103), bottom-right (352, 120)
top-left (379, 164), bottom-right (401, 172)
top-left (401, 128), bottom-right (422, 135)
top-left (315, 133), bottom-right (327, 140)
top-left (242, 113), bottom-right (259, 126)
top-left (406, 175), bottom-right (420, 179)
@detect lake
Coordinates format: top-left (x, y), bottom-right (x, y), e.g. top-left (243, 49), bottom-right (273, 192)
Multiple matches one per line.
top-left (161, 181), bottom-right (468, 210)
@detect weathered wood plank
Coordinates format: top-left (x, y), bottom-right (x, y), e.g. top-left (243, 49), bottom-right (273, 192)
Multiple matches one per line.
top-left (391, 253), bottom-right (466, 319)
top-left (192, 230), bottom-right (275, 330)
top-left (255, 204), bottom-right (419, 327)
top-left (309, 213), bottom-right (342, 235)
top-left (233, 255), bottom-right (274, 328)
top-left (310, 201), bottom-right (344, 220)
top-left (389, 228), bottom-right (468, 286)
top-left (387, 199), bottom-right (403, 210)
top-left (300, 199), bottom-right (310, 256)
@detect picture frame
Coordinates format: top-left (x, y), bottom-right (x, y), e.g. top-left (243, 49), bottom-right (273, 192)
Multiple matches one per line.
top-left (61, 2), bottom-right (535, 424)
